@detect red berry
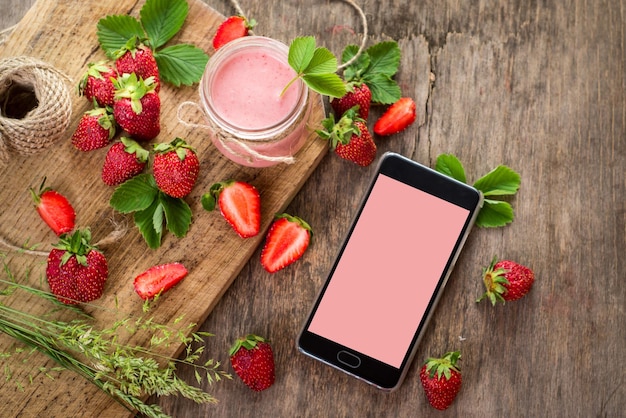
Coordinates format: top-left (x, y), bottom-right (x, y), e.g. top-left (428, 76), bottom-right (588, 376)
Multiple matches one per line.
top-left (101, 138), bottom-right (149, 186)
top-left (133, 262), bottom-right (188, 300)
top-left (419, 351), bottom-right (462, 410)
top-left (113, 73), bottom-right (160, 141)
top-left (30, 179), bottom-right (76, 236)
top-left (317, 108), bottom-right (377, 167)
top-left (213, 16), bottom-right (255, 50)
top-left (330, 83), bottom-right (372, 119)
top-left (229, 334), bottom-right (275, 391)
top-left (152, 138), bottom-right (200, 198)
top-left (77, 61), bottom-right (118, 107)
top-left (373, 97), bottom-right (416, 136)
top-left (114, 38), bottom-right (160, 92)
top-left (203, 180), bottom-right (261, 238)
top-left (71, 107), bottom-right (116, 152)
top-left (260, 214), bottom-right (311, 273)
top-left (477, 257), bottom-right (535, 304)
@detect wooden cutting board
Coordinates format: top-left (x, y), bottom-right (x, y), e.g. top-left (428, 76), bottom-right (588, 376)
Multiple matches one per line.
top-left (0, 0), bottom-right (326, 416)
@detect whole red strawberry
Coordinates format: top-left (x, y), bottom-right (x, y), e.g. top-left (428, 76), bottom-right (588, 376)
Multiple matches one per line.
top-left (373, 97), bottom-right (416, 136)
top-left (213, 15), bottom-right (256, 50)
top-left (229, 334), bottom-right (275, 391)
top-left (30, 179), bottom-right (75, 236)
top-left (114, 37), bottom-right (160, 92)
top-left (71, 107), bottom-right (116, 152)
top-left (330, 82), bottom-right (371, 119)
top-left (261, 214), bottom-right (311, 273)
top-left (202, 180), bottom-right (261, 238)
top-left (152, 137), bottom-right (200, 198)
top-left (113, 73), bottom-right (160, 141)
top-left (477, 257), bottom-right (535, 304)
top-left (46, 229), bottom-right (108, 305)
top-left (419, 351), bottom-right (462, 410)
top-left (101, 137), bottom-right (149, 186)
top-left (77, 61), bottom-right (118, 107)
top-left (317, 107), bottom-right (376, 167)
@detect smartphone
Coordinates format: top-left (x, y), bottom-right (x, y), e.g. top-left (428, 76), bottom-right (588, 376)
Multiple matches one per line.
top-left (297, 152), bottom-right (483, 391)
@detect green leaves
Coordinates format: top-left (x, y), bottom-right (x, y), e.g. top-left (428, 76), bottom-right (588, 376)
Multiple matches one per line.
top-left (435, 154), bottom-right (521, 228)
top-left (110, 174), bottom-right (192, 249)
top-left (96, 0), bottom-right (208, 86)
top-left (286, 37), bottom-right (346, 98)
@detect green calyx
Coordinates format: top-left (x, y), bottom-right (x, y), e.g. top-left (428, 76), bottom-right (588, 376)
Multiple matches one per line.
top-left (276, 213), bottom-right (313, 236)
top-left (316, 106), bottom-right (363, 149)
top-left (201, 180), bottom-right (235, 212)
top-left (120, 137), bottom-right (149, 162)
top-left (229, 334), bottom-right (267, 356)
top-left (477, 256), bottom-right (511, 305)
top-left (113, 73), bottom-right (157, 114)
top-left (53, 229), bottom-right (97, 267)
top-left (153, 137), bottom-right (194, 160)
top-left (424, 351), bottom-right (461, 380)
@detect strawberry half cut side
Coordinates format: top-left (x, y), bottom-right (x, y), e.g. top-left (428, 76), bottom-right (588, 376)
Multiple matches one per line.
top-left (133, 262), bottom-right (188, 300)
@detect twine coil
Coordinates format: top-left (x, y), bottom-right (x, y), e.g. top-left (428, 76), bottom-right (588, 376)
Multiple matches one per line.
top-left (0, 56), bottom-right (72, 165)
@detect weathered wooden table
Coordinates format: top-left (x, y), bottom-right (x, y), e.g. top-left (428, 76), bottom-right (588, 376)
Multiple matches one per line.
top-left (1, 0), bottom-right (624, 417)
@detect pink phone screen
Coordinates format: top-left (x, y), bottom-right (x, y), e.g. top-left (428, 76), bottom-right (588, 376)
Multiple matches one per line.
top-left (308, 174), bottom-right (470, 368)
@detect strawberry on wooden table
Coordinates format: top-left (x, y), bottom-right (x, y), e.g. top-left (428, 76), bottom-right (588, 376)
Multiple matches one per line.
top-left (261, 214), bottom-right (312, 273)
top-left (330, 82), bottom-right (371, 120)
top-left (419, 351), bottom-right (463, 410)
top-left (113, 36), bottom-right (161, 92)
top-left (373, 97), bottom-right (416, 136)
top-left (101, 137), bottom-right (149, 186)
top-left (202, 180), bottom-right (261, 238)
top-left (77, 61), bottom-right (118, 107)
top-left (112, 72), bottom-right (160, 141)
top-left (229, 334), bottom-right (275, 391)
top-left (213, 15), bottom-right (256, 50)
top-left (152, 137), bottom-right (200, 198)
top-left (71, 106), bottom-right (116, 152)
top-left (133, 262), bottom-right (188, 300)
top-left (30, 179), bottom-right (75, 236)
top-left (46, 229), bottom-right (108, 305)
top-left (316, 107), bottom-right (377, 167)
top-left (477, 257), bottom-right (535, 305)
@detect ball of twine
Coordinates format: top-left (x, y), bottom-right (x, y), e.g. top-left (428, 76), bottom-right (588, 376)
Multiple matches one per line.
top-left (0, 56), bottom-right (72, 165)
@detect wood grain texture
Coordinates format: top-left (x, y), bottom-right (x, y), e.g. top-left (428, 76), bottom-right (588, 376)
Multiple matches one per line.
top-left (2, 0), bottom-right (626, 417)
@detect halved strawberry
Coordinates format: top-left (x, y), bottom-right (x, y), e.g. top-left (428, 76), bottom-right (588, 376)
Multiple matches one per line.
top-left (260, 214), bottom-right (312, 273)
top-left (373, 97), bottom-right (416, 136)
top-left (202, 180), bottom-right (261, 238)
top-left (212, 16), bottom-right (256, 50)
top-left (133, 262), bottom-right (188, 300)
top-left (30, 179), bottom-right (76, 236)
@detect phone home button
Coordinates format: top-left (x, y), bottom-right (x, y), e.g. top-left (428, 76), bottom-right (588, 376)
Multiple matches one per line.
top-left (337, 351), bottom-right (361, 369)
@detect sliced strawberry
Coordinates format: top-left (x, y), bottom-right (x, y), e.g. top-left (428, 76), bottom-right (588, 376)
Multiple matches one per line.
top-left (133, 262), bottom-right (188, 300)
top-left (373, 97), bottom-right (417, 136)
top-left (30, 179), bottom-right (76, 236)
top-left (213, 16), bottom-right (256, 50)
top-left (260, 214), bottom-right (312, 273)
top-left (202, 180), bottom-right (261, 238)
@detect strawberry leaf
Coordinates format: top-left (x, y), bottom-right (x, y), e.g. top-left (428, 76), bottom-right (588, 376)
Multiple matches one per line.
top-left (161, 193), bottom-right (192, 238)
top-left (473, 165), bottom-right (521, 196)
top-left (287, 37), bottom-right (346, 98)
top-left (306, 48), bottom-right (339, 75)
top-left (435, 154), bottom-right (467, 184)
top-left (140, 0), bottom-right (189, 49)
top-left (134, 199), bottom-right (164, 249)
top-left (302, 74), bottom-right (347, 99)
top-left (288, 36), bottom-right (316, 73)
top-left (97, 15), bottom-right (146, 58)
top-left (110, 174), bottom-right (158, 213)
top-left (365, 41), bottom-right (401, 78)
top-left (154, 44), bottom-right (209, 86)
top-left (476, 199), bottom-right (514, 228)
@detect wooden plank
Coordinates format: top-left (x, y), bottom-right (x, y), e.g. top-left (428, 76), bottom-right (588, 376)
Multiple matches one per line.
top-left (0, 0), bottom-right (326, 416)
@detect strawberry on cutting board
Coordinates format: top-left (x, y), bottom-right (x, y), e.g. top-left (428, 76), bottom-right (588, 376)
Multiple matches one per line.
top-left (229, 334), bottom-right (275, 391)
top-left (30, 179), bottom-right (76, 236)
top-left (260, 214), bottom-right (312, 273)
top-left (46, 229), bottom-right (108, 305)
top-left (152, 137), bottom-right (200, 198)
top-left (202, 180), bottom-right (261, 238)
top-left (133, 262), bottom-right (188, 300)
top-left (71, 107), bottom-right (116, 152)
top-left (112, 72), bottom-right (160, 141)
top-left (77, 61), bottom-right (118, 107)
top-left (419, 351), bottom-right (463, 410)
top-left (213, 15), bottom-right (256, 50)
top-left (373, 97), bottom-right (416, 136)
top-left (113, 36), bottom-right (161, 92)
top-left (101, 137), bottom-right (149, 186)
top-left (477, 257), bottom-right (535, 305)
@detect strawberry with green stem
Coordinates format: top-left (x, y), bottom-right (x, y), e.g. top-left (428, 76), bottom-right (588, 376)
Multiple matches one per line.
top-left (113, 36), bottom-right (161, 93)
top-left (202, 180), bottom-right (261, 238)
top-left (229, 334), bottom-right (275, 391)
top-left (212, 15), bottom-right (256, 50)
top-left (477, 257), bottom-right (535, 305)
top-left (71, 106), bottom-right (116, 152)
top-left (77, 61), bottom-right (118, 107)
top-left (46, 229), bottom-right (108, 305)
top-left (261, 214), bottom-right (312, 273)
top-left (101, 137), bottom-right (149, 186)
top-left (152, 137), bottom-right (200, 198)
top-left (30, 178), bottom-right (76, 236)
top-left (419, 351), bottom-right (462, 410)
top-left (112, 72), bottom-right (160, 141)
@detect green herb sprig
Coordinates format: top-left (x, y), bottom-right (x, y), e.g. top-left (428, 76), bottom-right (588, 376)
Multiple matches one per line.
top-left (435, 154), bottom-right (521, 228)
top-left (96, 0), bottom-right (208, 86)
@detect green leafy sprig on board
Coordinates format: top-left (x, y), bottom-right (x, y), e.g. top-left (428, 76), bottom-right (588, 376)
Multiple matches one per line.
top-left (435, 154), bottom-right (521, 228)
top-left (96, 0), bottom-right (208, 86)
top-left (109, 173), bottom-right (192, 249)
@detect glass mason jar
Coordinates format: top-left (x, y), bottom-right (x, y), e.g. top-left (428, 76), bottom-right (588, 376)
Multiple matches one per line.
top-left (199, 36), bottom-right (313, 167)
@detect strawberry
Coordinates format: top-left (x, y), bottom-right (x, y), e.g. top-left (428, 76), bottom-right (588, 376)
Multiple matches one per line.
top-left (213, 16), bottom-right (256, 50)
top-left (229, 334), bottom-right (275, 391)
top-left (477, 257), bottom-right (535, 305)
top-left (419, 351), bottom-right (462, 411)
top-left (152, 137), bottom-right (200, 198)
top-left (316, 107), bottom-right (376, 167)
top-left (260, 214), bottom-right (311, 273)
top-left (113, 72), bottom-right (160, 141)
top-left (46, 229), bottom-right (108, 305)
top-left (113, 37), bottom-right (160, 92)
top-left (71, 107), bottom-right (116, 152)
top-left (77, 61), bottom-right (118, 107)
top-left (330, 82), bottom-right (371, 119)
top-left (101, 137), bottom-right (149, 186)
top-left (133, 262), bottom-right (188, 300)
top-left (373, 97), bottom-right (417, 136)
top-left (30, 179), bottom-right (76, 236)
top-left (202, 180), bottom-right (261, 238)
